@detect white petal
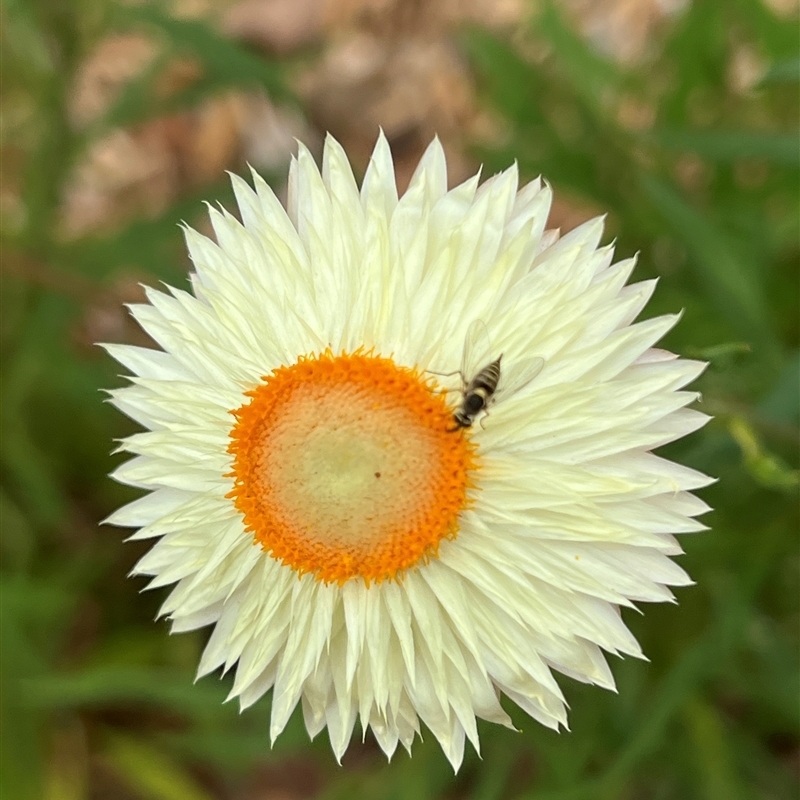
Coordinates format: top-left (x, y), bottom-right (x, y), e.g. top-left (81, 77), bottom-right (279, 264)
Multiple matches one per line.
top-left (361, 130), bottom-right (398, 221)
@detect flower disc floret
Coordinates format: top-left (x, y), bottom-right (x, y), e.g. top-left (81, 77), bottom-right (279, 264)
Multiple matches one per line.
top-left (227, 350), bottom-right (475, 584)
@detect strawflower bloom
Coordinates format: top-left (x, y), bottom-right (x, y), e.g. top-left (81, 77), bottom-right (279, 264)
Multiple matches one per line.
top-left (105, 133), bottom-right (712, 770)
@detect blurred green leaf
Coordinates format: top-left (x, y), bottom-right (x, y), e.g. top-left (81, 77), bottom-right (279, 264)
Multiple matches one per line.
top-left (685, 342), bottom-right (752, 365)
top-left (760, 58), bottom-right (800, 84)
top-left (728, 416), bottom-right (799, 491)
top-left (59, 178), bottom-right (234, 282)
top-left (111, 2), bottom-right (292, 103)
top-left (42, 720), bottom-right (89, 800)
top-left (0, 489), bottom-right (36, 571)
top-left (0, 602), bottom-right (45, 800)
top-left (684, 698), bottom-right (747, 800)
top-left (1, 0), bottom-right (55, 78)
top-left (101, 72), bottom-right (240, 133)
top-left (102, 733), bottom-right (215, 800)
top-left (741, 616), bottom-right (800, 732)
top-left (23, 666), bottom-right (232, 716)
top-left (0, 576), bottom-right (80, 800)
top-left (759, 350), bottom-right (800, 424)
top-left (602, 637), bottom-right (715, 792)
top-left (1, 399), bottom-right (69, 530)
top-left (462, 28), bottom-right (546, 125)
top-left (535, 3), bottom-right (625, 105)
top-left (463, 27), bottom-right (617, 202)
top-left (646, 129), bottom-right (800, 166)
top-left (638, 174), bottom-right (779, 360)
top-left (91, 50), bottom-right (177, 132)
top-left (161, 711), bottom-right (310, 773)
top-left (468, 738), bottom-right (515, 800)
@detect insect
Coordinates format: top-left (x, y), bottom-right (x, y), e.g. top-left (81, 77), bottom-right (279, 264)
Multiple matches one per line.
top-left (439, 320), bottom-right (545, 431)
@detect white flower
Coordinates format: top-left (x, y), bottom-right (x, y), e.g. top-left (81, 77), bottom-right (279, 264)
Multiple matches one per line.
top-left (104, 132), bottom-right (712, 771)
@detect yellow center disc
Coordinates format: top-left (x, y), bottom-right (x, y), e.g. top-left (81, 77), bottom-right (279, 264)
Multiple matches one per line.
top-left (227, 351), bottom-right (476, 584)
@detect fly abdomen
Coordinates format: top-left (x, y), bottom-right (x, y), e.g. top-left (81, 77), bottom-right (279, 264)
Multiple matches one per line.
top-left (472, 358), bottom-right (501, 394)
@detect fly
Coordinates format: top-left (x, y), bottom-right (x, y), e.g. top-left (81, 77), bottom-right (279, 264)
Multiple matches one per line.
top-left (440, 320), bottom-right (545, 431)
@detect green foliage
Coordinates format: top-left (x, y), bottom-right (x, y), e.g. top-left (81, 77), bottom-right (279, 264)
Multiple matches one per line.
top-left (100, 3), bottom-right (294, 132)
top-left (2, 0), bottom-right (798, 798)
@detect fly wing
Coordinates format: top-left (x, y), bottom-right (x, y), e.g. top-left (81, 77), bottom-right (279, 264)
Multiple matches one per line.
top-left (495, 355), bottom-right (545, 402)
top-left (461, 319), bottom-right (493, 382)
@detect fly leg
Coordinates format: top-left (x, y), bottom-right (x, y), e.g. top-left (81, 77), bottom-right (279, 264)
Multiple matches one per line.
top-left (425, 368), bottom-right (466, 396)
top-left (425, 368), bottom-right (465, 380)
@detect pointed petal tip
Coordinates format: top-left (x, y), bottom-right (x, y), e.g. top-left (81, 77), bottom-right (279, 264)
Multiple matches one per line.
top-left (101, 507), bottom-right (124, 527)
top-left (223, 685), bottom-right (238, 704)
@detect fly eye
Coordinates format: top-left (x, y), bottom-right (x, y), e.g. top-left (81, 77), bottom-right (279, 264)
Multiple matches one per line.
top-left (466, 394), bottom-right (484, 413)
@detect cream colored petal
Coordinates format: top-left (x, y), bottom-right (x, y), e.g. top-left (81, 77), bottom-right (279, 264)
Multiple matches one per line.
top-left (406, 136), bottom-right (448, 207)
top-left (361, 130), bottom-right (398, 221)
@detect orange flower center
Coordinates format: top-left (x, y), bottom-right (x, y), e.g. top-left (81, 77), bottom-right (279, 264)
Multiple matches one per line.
top-left (227, 351), bottom-right (476, 584)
